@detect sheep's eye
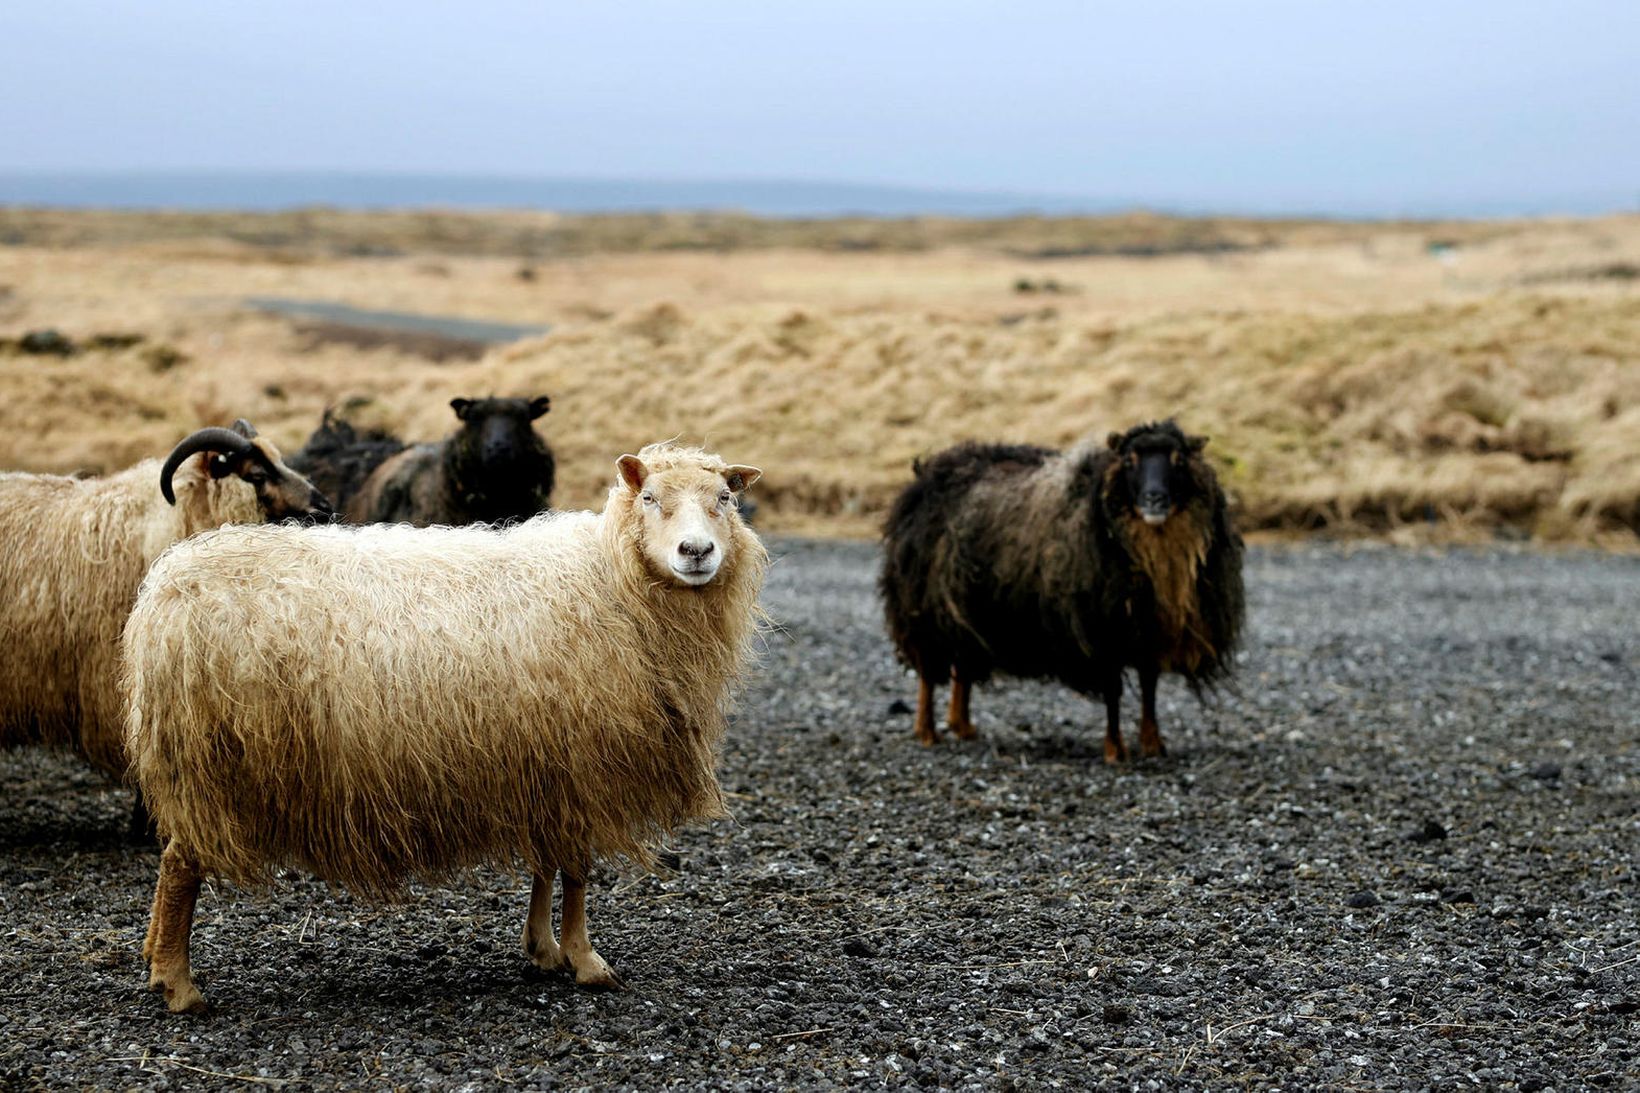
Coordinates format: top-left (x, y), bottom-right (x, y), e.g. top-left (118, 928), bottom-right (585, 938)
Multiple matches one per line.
top-left (640, 492), bottom-right (656, 505)
top-left (1169, 451), bottom-right (1180, 466)
top-left (718, 490), bottom-right (732, 506)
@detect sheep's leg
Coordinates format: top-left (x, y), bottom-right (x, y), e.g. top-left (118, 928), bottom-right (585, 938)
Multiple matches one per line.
top-left (142, 861), bottom-right (163, 961)
top-left (559, 865), bottom-right (622, 989)
top-left (522, 870), bottom-right (567, 971)
top-left (128, 791), bottom-right (156, 845)
top-left (145, 843), bottom-right (206, 1013)
top-left (946, 668), bottom-right (978, 739)
top-left (1102, 678), bottom-right (1128, 765)
top-left (913, 672), bottom-right (939, 746)
top-left (1138, 664), bottom-right (1166, 758)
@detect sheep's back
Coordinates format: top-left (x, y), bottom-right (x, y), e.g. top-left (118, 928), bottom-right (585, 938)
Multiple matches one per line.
top-left (124, 513), bottom-right (724, 894)
top-left (882, 443), bottom-right (1112, 684)
top-left (345, 444), bottom-right (440, 525)
top-left (287, 418), bottom-right (406, 513)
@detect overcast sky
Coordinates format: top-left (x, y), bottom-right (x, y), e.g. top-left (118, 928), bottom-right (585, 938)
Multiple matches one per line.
top-left (2, 1), bottom-right (1635, 214)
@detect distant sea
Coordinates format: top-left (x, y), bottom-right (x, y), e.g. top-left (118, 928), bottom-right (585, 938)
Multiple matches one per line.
top-left (0, 172), bottom-right (1117, 219)
top-left (0, 171), bottom-right (1629, 219)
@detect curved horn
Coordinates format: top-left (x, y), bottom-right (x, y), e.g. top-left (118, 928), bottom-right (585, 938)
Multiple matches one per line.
top-left (159, 427), bottom-right (255, 506)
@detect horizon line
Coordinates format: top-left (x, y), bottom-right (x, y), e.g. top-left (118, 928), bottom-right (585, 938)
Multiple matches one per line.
top-left (0, 168), bottom-right (1633, 222)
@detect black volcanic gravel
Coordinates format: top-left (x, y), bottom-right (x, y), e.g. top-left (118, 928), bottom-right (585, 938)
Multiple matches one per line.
top-left (2, 541), bottom-right (1636, 1089)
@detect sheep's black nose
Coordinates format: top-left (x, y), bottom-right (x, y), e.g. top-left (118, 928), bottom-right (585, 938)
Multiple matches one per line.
top-left (1140, 490), bottom-right (1169, 508)
top-left (678, 539), bottom-right (715, 559)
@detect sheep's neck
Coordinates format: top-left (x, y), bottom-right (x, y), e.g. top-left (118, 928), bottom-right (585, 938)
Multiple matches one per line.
top-left (1121, 507), bottom-right (1213, 672)
top-left (598, 495), bottom-right (767, 748)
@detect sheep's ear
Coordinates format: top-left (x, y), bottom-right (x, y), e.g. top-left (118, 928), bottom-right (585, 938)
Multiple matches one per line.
top-left (1188, 434), bottom-right (1209, 453)
top-left (1106, 431), bottom-right (1124, 451)
top-left (450, 398), bottom-right (473, 420)
top-left (724, 465), bottom-right (762, 493)
top-left (528, 395), bottom-right (551, 419)
top-left (230, 418), bottom-right (258, 439)
top-left (617, 454), bottom-right (647, 491)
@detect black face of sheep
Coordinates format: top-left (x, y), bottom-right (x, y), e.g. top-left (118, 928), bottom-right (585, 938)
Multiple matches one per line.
top-left (1105, 421), bottom-right (1209, 527)
top-left (447, 396), bottom-right (554, 507)
top-left (451, 396), bottom-right (549, 466)
top-left (159, 419), bottom-right (335, 525)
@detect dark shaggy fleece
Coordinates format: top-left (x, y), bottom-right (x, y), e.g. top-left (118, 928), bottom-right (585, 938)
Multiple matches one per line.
top-left (879, 420), bottom-right (1244, 758)
top-left (295, 397), bottom-right (555, 527)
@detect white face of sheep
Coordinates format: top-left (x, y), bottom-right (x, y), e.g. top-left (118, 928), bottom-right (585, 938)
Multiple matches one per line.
top-left (618, 455), bottom-right (762, 587)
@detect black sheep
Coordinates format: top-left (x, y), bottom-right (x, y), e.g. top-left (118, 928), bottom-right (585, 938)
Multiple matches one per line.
top-left (879, 420), bottom-right (1244, 762)
top-left (286, 409), bottom-right (407, 511)
top-left (291, 396), bottom-right (554, 527)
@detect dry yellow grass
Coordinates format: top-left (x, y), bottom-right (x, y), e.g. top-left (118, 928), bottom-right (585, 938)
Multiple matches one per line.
top-left (1, 210), bottom-right (1636, 542)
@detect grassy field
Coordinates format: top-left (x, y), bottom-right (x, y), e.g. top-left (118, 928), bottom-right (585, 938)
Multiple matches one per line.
top-left (1, 209), bottom-right (1636, 541)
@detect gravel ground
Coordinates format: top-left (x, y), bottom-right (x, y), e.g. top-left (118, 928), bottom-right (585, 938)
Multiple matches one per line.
top-left (2, 541), bottom-right (1636, 1089)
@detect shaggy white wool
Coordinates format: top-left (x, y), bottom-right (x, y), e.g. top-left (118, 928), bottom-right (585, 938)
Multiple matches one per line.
top-left (123, 444), bottom-right (768, 898)
top-left (0, 454), bottom-right (265, 776)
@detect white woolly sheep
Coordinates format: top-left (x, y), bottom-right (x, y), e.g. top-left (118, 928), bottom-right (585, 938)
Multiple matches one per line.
top-left (124, 442), bottom-right (765, 1013)
top-left (0, 421), bottom-right (332, 831)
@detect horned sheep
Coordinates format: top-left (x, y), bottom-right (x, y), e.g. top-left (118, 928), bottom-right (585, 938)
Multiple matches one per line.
top-left (0, 421), bottom-right (332, 830)
top-left (124, 442), bottom-right (765, 1012)
top-left (879, 420), bottom-right (1244, 762)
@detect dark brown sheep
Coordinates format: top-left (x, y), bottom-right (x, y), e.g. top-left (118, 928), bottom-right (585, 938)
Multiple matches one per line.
top-left (879, 420), bottom-right (1244, 762)
top-left (290, 396), bottom-right (554, 527)
top-left (284, 409), bottom-right (406, 512)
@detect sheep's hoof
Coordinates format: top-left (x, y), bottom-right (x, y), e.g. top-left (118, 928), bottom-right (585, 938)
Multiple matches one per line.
top-left (914, 728), bottom-right (939, 747)
top-left (1138, 720), bottom-right (1166, 758)
top-left (1102, 741), bottom-right (1129, 765)
top-left (568, 951), bottom-right (624, 990)
top-left (167, 986), bottom-right (208, 1015)
top-left (152, 975), bottom-right (207, 1014)
top-left (949, 719), bottom-right (979, 741)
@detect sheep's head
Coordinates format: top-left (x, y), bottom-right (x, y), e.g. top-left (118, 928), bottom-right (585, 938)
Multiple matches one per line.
top-left (616, 444), bottom-right (761, 588)
top-left (449, 396), bottom-right (552, 474)
top-left (160, 419), bottom-right (335, 524)
top-left (1104, 420), bottom-right (1209, 527)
